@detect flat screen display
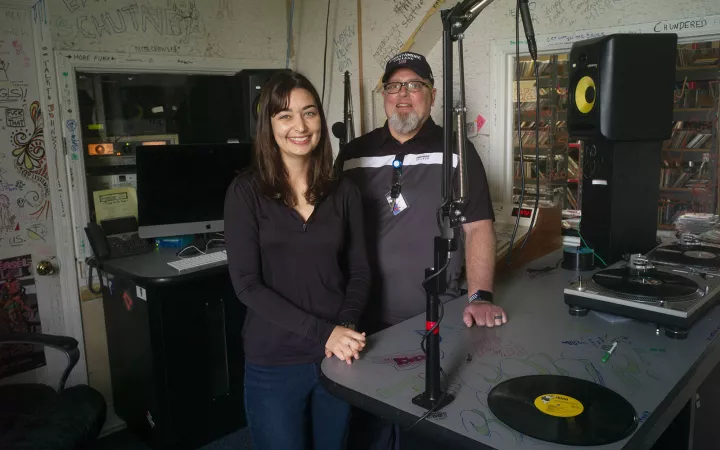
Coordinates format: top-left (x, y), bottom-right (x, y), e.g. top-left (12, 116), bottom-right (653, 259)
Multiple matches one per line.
top-left (136, 143), bottom-right (253, 238)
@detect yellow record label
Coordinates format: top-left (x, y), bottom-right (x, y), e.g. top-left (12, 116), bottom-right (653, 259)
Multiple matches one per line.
top-left (534, 394), bottom-right (584, 418)
top-left (574, 76), bottom-right (596, 114)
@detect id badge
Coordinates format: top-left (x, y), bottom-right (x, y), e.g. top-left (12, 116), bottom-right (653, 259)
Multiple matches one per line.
top-left (385, 191), bottom-right (409, 215)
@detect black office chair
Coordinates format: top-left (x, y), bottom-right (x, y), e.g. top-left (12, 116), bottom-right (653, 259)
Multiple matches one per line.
top-left (0, 332), bottom-right (107, 450)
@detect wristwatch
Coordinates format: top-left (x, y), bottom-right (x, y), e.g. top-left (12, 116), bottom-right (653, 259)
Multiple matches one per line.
top-left (340, 321), bottom-right (356, 331)
top-left (468, 290), bottom-right (493, 304)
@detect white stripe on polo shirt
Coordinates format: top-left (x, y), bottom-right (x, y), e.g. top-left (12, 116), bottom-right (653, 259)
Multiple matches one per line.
top-left (342, 152), bottom-right (458, 171)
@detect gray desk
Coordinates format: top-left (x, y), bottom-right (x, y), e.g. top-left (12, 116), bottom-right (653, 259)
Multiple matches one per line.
top-left (99, 247), bottom-right (228, 283)
top-left (321, 250), bottom-right (720, 450)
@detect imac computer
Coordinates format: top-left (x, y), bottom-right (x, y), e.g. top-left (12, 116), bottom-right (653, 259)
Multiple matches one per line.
top-left (136, 143), bottom-right (253, 239)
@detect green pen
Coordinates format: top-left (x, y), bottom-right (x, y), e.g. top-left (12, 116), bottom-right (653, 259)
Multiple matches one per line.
top-left (602, 342), bottom-right (618, 363)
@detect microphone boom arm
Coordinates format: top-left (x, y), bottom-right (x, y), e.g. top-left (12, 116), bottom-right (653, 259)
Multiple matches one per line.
top-left (412, 0), bottom-right (495, 414)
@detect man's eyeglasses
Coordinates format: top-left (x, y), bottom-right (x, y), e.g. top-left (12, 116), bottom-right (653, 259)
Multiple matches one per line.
top-left (382, 80), bottom-right (431, 94)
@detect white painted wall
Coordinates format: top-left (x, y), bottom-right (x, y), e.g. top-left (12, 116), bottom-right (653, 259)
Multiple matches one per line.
top-left (295, 0), bottom-right (720, 200)
top-left (49, 0), bottom-right (289, 62)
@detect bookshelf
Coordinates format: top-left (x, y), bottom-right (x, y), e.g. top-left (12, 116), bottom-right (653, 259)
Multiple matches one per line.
top-left (658, 40), bottom-right (720, 228)
top-left (511, 41), bottom-right (720, 227)
top-left (512, 54), bottom-right (570, 209)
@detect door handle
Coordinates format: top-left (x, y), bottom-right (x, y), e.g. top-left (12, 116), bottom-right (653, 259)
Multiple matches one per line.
top-left (36, 260), bottom-right (56, 276)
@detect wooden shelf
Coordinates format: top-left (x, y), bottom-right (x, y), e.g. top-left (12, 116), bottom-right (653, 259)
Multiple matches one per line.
top-left (675, 65), bottom-right (720, 82)
top-left (673, 108), bottom-right (715, 121)
top-left (662, 148), bottom-right (713, 152)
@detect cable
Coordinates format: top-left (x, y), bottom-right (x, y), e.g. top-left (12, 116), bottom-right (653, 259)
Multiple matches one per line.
top-left (177, 245), bottom-right (206, 258)
top-left (321, 0), bottom-right (331, 104)
top-left (403, 254), bottom-right (453, 431)
top-left (405, 298), bottom-right (448, 431)
top-left (577, 221), bottom-right (608, 267)
top-left (86, 257), bottom-right (103, 295)
top-left (421, 253), bottom-right (452, 290)
top-left (506, 0), bottom-right (524, 266)
top-left (527, 257), bottom-right (564, 277)
top-left (285, 0), bottom-right (296, 69)
top-left (204, 238), bottom-right (226, 253)
top-left (520, 53), bottom-right (541, 250)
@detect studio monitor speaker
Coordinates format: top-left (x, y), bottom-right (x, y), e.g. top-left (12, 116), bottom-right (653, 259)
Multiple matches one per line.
top-left (580, 140), bottom-right (662, 265)
top-left (567, 33), bottom-right (677, 141)
top-left (236, 69), bottom-right (287, 141)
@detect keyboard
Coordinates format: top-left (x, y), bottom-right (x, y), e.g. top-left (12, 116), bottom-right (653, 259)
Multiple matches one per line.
top-left (167, 250), bottom-right (228, 271)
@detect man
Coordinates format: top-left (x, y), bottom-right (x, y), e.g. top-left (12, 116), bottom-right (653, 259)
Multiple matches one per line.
top-left (336, 51), bottom-right (506, 449)
top-left (337, 51), bottom-right (506, 333)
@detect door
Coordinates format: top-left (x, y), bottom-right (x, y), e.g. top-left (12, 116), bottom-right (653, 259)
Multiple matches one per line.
top-left (0, 3), bottom-right (84, 388)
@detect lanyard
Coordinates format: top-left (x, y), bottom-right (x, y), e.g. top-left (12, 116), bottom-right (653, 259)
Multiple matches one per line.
top-left (391, 153), bottom-right (405, 199)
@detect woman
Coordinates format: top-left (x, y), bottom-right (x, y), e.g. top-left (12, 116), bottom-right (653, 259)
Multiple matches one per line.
top-left (224, 70), bottom-right (370, 450)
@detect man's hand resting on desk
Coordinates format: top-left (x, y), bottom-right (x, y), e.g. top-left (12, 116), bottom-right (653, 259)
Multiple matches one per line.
top-left (325, 326), bottom-right (366, 364)
top-left (463, 301), bottom-right (508, 328)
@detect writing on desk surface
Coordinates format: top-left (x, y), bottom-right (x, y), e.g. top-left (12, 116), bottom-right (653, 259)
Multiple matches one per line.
top-left (372, 348), bottom-right (445, 371)
top-left (450, 332), bottom-right (670, 445)
top-left (368, 328), bottom-right (670, 443)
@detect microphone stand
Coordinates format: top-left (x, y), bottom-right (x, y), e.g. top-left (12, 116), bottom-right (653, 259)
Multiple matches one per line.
top-left (343, 70), bottom-right (355, 146)
top-left (412, 0), bottom-right (495, 413)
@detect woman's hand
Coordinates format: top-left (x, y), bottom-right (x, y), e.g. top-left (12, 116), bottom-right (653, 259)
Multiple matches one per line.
top-left (325, 326), bottom-right (366, 364)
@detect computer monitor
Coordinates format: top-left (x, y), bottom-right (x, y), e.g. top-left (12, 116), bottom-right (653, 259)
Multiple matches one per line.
top-left (136, 143), bottom-right (253, 239)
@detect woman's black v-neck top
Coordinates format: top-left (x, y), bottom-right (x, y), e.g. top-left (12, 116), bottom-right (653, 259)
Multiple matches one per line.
top-left (224, 172), bottom-right (371, 365)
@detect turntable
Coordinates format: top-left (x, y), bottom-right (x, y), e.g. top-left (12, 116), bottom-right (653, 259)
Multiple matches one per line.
top-left (564, 254), bottom-right (720, 338)
top-left (647, 239), bottom-right (720, 273)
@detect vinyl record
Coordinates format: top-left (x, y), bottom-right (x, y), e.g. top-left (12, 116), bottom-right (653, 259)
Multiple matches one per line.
top-left (487, 375), bottom-right (637, 446)
top-left (592, 268), bottom-right (698, 300)
top-left (649, 243), bottom-right (720, 269)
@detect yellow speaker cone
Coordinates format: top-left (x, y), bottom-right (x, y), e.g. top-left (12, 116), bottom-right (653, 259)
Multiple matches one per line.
top-left (574, 76), bottom-right (596, 114)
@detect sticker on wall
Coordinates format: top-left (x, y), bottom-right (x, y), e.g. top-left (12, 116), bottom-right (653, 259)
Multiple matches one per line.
top-left (136, 286), bottom-right (146, 301)
top-left (476, 114), bottom-right (486, 132)
top-left (0, 254), bottom-right (46, 379)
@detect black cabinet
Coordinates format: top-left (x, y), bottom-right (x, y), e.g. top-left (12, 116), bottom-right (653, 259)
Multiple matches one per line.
top-left (100, 249), bottom-right (246, 449)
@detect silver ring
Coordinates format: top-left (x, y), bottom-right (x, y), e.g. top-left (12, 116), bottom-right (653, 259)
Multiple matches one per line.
top-left (494, 315), bottom-right (503, 320)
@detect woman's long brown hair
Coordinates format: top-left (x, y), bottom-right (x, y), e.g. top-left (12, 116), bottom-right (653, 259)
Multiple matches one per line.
top-left (253, 70), bottom-right (335, 207)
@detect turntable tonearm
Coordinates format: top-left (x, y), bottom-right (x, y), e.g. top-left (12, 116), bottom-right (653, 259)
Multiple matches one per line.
top-left (564, 253), bottom-right (720, 339)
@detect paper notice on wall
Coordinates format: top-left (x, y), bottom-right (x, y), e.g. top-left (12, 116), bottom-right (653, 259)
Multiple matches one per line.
top-left (93, 187), bottom-right (138, 225)
top-left (511, 80), bottom-right (538, 103)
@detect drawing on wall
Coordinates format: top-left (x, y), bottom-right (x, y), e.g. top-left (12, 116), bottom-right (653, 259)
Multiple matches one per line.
top-left (0, 59), bottom-right (9, 81)
top-left (6, 108), bottom-right (24, 127)
top-left (0, 254), bottom-right (46, 380)
top-left (0, 194), bottom-right (16, 231)
top-left (11, 101), bottom-right (50, 219)
top-left (27, 223), bottom-right (47, 241)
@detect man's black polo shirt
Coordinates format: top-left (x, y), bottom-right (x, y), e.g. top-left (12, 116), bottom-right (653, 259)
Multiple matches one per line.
top-left (336, 118), bottom-right (494, 326)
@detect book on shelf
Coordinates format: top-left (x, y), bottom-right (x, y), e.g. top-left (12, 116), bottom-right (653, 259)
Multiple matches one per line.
top-left (676, 42), bottom-right (720, 67)
top-left (517, 60), bottom-right (551, 78)
top-left (658, 200), bottom-right (692, 226)
top-left (566, 188), bottom-right (578, 210)
top-left (664, 121), bottom-right (713, 149)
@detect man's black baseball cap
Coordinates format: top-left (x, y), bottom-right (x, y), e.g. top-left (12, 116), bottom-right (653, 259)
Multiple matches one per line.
top-left (382, 52), bottom-right (434, 85)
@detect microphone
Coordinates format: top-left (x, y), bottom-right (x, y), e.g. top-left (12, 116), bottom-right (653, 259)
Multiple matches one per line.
top-left (331, 122), bottom-right (346, 141)
top-left (332, 121), bottom-right (347, 152)
top-left (519, 0), bottom-right (538, 61)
